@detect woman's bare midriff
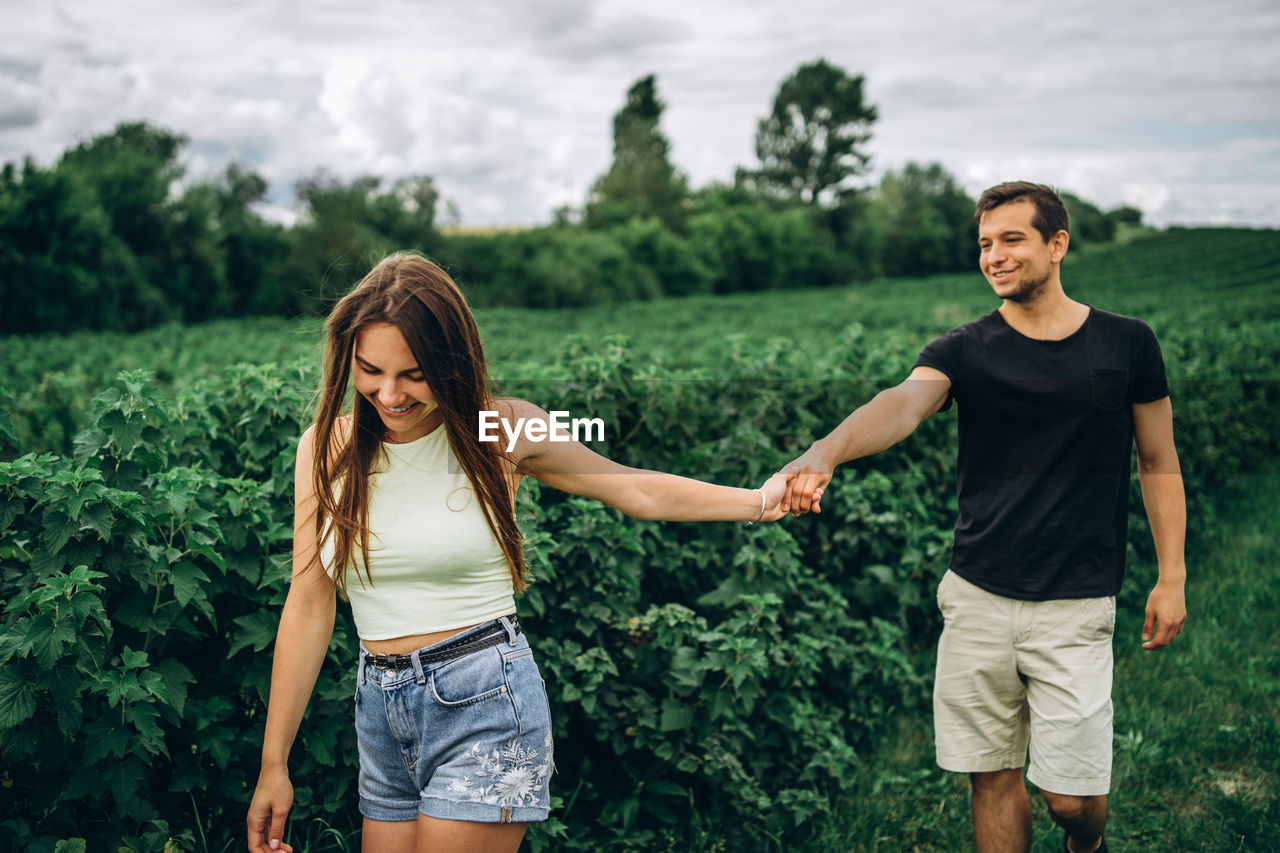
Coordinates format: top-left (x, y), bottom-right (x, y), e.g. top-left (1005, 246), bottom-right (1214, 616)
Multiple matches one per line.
top-left (362, 624), bottom-right (482, 656)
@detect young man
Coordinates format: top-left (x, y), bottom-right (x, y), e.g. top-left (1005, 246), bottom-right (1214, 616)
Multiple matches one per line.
top-left (781, 182), bottom-right (1186, 853)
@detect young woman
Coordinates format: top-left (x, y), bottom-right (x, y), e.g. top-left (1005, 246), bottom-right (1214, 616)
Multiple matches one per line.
top-left (245, 253), bottom-right (793, 853)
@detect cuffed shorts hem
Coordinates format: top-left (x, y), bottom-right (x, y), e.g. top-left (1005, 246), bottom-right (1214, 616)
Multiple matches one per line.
top-left (1027, 768), bottom-right (1111, 797)
top-left (936, 750), bottom-right (1026, 775)
top-left (420, 796), bottom-right (549, 823)
top-left (357, 798), bottom-right (550, 824)
top-left (358, 798), bottom-right (422, 822)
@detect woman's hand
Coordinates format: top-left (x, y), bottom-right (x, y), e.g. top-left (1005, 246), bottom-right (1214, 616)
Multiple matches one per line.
top-left (756, 469), bottom-right (798, 523)
top-left (247, 766), bottom-right (295, 852)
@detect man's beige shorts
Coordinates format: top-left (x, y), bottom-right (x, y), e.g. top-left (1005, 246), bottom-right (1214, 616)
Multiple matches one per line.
top-left (933, 569), bottom-right (1115, 796)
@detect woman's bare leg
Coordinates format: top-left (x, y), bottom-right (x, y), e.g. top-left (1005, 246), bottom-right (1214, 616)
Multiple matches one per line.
top-left (361, 817), bottom-right (417, 853)
top-left (416, 815), bottom-right (528, 853)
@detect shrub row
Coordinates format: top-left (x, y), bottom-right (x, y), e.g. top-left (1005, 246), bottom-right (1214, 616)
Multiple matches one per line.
top-left (439, 205), bottom-right (849, 311)
top-left (1, 335), bottom-right (951, 851)
top-left (2, 321), bottom-right (1277, 850)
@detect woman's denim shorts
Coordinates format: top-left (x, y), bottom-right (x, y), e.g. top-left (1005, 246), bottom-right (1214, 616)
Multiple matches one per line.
top-left (354, 616), bottom-right (553, 823)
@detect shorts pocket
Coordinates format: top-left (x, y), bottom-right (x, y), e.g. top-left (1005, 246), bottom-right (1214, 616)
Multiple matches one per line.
top-left (430, 649), bottom-right (510, 707)
top-left (1101, 596), bottom-right (1117, 634)
top-left (1082, 596), bottom-right (1117, 642)
top-left (936, 570), bottom-right (956, 613)
top-left (1089, 368), bottom-right (1129, 412)
top-left (503, 650), bottom-right (550, 738)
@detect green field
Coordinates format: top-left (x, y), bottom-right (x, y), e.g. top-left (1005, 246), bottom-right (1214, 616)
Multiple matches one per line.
top-left (6, 227), bottom-right (1279, 423)
top-left (1, 227), bottom-right (1278, 852)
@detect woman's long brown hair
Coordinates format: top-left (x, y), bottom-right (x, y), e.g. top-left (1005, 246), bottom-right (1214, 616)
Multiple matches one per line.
top-left (307, 253), bottom-right (527, 594)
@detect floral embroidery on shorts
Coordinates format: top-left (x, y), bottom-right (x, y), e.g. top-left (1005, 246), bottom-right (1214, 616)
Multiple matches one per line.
top-left (445, 734), bottom-right (552, 806)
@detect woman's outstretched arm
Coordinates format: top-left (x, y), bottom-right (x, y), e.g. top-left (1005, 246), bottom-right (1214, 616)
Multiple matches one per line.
top-left (246, 426), bottom-right (338, 853)
top-left (496, 399), bottom-right (793, 523)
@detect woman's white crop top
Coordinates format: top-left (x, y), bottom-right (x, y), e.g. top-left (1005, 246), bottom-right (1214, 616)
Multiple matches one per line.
top-left (320, 424), bottom-right (516, 640)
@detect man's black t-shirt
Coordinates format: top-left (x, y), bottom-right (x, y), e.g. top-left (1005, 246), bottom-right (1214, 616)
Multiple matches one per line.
top-left (914, 306), bottom-right (1170, 601)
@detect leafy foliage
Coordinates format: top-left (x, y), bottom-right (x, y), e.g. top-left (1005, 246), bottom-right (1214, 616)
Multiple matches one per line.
top-left (871, 162), bottom-right (975, 277)
top-left (0, 368), bottom-right (355, 852)
top-left (3, 97), bottom-right (1156, 335)
top-left (0, 157), bottom-right (144, 333)
top-left (1, 122), bottom-right (290, 335)
top-left (280, 172), bottom-right (445, 314)
top-left (0, 229), bottom-right (1277, 850)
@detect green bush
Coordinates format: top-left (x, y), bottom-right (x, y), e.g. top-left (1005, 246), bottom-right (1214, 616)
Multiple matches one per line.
top-left (2, 229), bottom-right (1278, 850)
top-left (606, 217), bottom-right (712, 297)
top-left (0, 369), bottom-right (361, 852)
top-left (0, 333), bottom-right (949, 850)
top-left (0, 160), bottom-right (153, 334)
top-left (687, 202), bottom-right (839, 294)
top-left (524, 228), bottom-right (662, 307)
top-left (441, 227), bottom-right (660, 308)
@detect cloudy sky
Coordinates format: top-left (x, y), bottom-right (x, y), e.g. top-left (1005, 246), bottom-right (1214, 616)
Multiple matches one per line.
top-left (3, 0), bottom-right (1278, 228)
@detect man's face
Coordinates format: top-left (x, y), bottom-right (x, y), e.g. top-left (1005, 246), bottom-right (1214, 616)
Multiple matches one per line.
top-left (977, 200), bottom-right (1065, 304)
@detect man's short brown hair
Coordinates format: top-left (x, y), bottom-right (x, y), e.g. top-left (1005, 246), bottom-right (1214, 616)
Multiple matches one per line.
top-left (975, 181), bottom-right (1069, 243)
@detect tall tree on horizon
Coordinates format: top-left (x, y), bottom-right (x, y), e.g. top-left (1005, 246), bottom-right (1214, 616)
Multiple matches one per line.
top-left (585, 74), bottom-right (689, 231)
top-left (754, 59), bottom-right (877, 207)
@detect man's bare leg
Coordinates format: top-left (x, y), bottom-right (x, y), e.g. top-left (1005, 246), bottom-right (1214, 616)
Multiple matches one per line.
top-left (1040, 790), bottom-right (1107, 852)
top-left (971, 768), bottom-right (1031, 853)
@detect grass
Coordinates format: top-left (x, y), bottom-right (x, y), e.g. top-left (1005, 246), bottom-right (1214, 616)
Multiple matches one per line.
top-left (812, 474), bottom-right (1280, 852)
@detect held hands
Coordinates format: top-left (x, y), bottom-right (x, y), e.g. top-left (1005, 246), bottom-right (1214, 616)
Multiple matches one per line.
top-left (754, 468), bottom-right (800, 523)
top-left (779, 442), bottom-right (837, 516)
top-left (246, 767), bottom-right (295, 852)
top-left (1142, 578), bottom-right (1187, 650)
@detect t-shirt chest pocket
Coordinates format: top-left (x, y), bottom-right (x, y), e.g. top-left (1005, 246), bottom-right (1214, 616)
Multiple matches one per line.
top-left (1088, 367), bottom-right (1130, 411)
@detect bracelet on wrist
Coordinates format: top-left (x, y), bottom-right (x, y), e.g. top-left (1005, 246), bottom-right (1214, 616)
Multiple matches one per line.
top-left (746, 487), bottom-right (766, 525)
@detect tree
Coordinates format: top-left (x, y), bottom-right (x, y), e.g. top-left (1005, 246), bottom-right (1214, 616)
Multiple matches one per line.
top-left (871, 162), bottom-right (975, 277)
top-left (0, 158), bottom-right (154, 333)
top-left (754, 59), bottom-right (877, 207)
top-left (1107, 204), bottom-right (1143, 227)
top-left (585, 75), bottom-right (689, 231)
top-left (205, 163), bottom-right (290, 315)
top-left (57, 121), bottom-right (236, 323)
top-left (57, 122), bottom-right (186, 270)
top-left (281, 172), bottom-right (444, 313)
top-left (1060, 191), bottom-right (1116, 245)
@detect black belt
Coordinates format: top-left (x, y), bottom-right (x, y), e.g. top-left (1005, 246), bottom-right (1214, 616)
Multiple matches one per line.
top-left (363, 615), bottom-right (520, 671)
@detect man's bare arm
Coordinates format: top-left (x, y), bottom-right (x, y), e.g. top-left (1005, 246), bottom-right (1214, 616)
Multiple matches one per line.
top-left (782, 366), bottom-right (951, 514)
top-left (1133, 396), bottom-right (1187, 650)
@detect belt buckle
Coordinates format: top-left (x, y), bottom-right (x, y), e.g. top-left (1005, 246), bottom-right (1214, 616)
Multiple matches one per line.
top-left (373, 653), bottom-right (392, 671)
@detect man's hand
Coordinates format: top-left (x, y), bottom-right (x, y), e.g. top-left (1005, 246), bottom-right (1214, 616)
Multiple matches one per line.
top-left (1142, 578), bottom-right (1186, 650)
top-left (780, 442), bottom-right (837, 516)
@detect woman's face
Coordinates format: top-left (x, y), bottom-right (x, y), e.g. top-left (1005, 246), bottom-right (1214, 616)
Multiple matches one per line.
top-left (352, 322), bottom-right (441, 443)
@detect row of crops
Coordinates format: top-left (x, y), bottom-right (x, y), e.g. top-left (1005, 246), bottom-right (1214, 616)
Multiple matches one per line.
top-left (1, 228), bottom-right (1278, 851)
top-left (5, 228), bottom-right (1278, 457)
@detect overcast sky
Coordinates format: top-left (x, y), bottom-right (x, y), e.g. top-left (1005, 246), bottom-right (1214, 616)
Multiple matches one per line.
top-left (3, 0), bottom-right (1278, 228)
